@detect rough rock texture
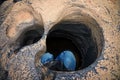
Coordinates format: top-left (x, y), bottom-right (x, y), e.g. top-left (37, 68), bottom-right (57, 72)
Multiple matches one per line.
top-left (0, 0), bottom-right (120, 80)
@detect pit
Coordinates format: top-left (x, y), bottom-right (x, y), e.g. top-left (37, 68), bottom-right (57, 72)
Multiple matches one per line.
top-left (46, 21), bottom-right (104, 71)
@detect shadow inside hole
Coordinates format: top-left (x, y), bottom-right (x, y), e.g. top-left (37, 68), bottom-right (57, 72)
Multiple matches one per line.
top-left (21, 30), bottom-right (42, 46)
top-left (46, 22), bottom-right (98, 71)
top-left (16, 27), bottom-right (44, 51)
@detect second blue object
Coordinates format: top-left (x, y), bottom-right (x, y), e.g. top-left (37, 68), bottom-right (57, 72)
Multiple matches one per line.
top-left (41, 51), bottom-right (76, 71)
top-left (56, 50), bottom-right (76, 71)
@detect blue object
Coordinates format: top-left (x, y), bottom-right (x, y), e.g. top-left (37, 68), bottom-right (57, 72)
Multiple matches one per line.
top-left (41, 52), bottom-right (54, 64)
top-left (56, 50), bottom-right (76, 71)
top-left (41, 51), bottom-right (76, 71)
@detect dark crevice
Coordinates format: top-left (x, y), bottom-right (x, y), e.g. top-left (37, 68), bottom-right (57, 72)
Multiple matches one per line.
top-left (0, 0), bottom-right (6, 5)
top-left (13, 0), bottom-right (22, 3)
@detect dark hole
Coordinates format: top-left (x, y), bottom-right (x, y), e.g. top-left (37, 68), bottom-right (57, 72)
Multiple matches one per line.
top-left (5, 27), bottom-right (44, 58)
top-left (0, 0), bottom-right (6, 5)
top-left (46, 22), bottom-right (98, 71)
top-left (17, 27), bottom-right (44, 49)
top-left (13, 0), bottom-right (22, 3)
top-left (21, 30), bottom-right (42, 46)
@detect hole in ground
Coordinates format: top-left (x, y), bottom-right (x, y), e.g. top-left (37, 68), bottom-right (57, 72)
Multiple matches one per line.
top-left (16, 26), bottom-right (44, 51)
top-left (46, 22), bottom-right (103, 71)
top-left (21, 30), bottom-right (42, 47)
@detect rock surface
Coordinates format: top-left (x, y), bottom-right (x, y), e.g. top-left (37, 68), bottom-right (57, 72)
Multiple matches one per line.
top-left (0, 0), bottom-right (120, 80)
